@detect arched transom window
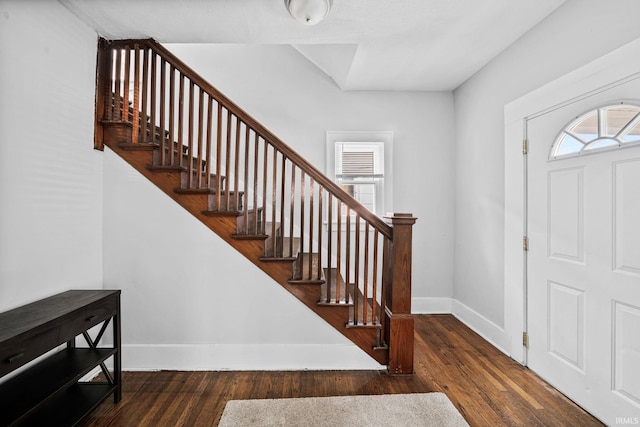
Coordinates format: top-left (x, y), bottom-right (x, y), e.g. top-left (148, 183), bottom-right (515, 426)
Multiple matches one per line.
top-left (550, 103), bottom-right (640, 160)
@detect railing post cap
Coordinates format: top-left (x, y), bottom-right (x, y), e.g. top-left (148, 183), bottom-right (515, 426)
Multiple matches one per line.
top-left (384, 212), bottom-right (417, 225)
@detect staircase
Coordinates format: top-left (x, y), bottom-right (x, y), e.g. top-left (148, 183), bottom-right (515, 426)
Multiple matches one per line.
top-left (95, 38), bottom-right (417, 374)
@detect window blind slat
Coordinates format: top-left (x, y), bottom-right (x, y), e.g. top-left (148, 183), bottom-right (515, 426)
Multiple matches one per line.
top-left (341, 151), bottom-right (374, 176)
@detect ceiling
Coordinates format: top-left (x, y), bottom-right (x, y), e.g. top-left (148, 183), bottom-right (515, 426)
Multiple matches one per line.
top-left (59, 0), bottom-right (566, 91)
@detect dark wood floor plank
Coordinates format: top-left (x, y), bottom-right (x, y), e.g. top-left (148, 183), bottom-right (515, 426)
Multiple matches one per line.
top-left (80, 315), bottom-right (604, 427)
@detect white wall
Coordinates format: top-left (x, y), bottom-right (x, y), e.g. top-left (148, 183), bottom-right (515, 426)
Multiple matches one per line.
top-left (0, 1), bottom-right (102, 311)
top-left (453, 0), bottom-right (640, 351)
top-left (103, 44), bottom-right (455, 369)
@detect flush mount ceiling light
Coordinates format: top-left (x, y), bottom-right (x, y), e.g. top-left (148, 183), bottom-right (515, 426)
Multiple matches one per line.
top-left (284, 0), bottom-right (333, 26)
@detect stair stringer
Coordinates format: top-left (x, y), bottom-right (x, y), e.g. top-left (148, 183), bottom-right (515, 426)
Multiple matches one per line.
top-left (104, 139), bottom-right (388, 366)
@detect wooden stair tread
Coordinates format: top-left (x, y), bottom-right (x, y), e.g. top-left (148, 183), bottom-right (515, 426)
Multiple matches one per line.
top-left (147, 164), bottom-right (187, 172)
top-left (231, 233), bottom-right (268, 240)
top-left (203, 208), bottom-right (260, 219)
top-left (288, 279), bottom-right (325, 285)
top-left (118, 142), bottom-right (158, 151)
top-left (202, 210), bottom-right (244, 217)
top-left (175, 188), bottom-right (244, 196)
top-left (102, 118), bottom-right (132, 126)
top-left (177, 188), bottom-right (216, 194)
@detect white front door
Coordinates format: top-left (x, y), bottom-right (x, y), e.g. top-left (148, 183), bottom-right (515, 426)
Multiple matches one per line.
top-left (527, 80), bottom-right (640, 424)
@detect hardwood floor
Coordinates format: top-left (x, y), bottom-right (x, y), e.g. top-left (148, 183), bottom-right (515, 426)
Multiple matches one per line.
top-left (81, 315), bottom-right (604, 426)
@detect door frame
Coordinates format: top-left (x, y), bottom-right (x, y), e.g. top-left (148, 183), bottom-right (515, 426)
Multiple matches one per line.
top-left (503, 37), bottom-right (640, 364)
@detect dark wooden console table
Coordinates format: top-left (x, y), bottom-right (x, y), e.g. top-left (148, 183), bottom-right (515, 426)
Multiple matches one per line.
top-left (0, 290), bottom-right (121, 426)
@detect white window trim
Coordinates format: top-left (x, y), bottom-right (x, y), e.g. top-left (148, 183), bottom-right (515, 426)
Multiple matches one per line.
top-left (326, 131), bottom-right (393, 223)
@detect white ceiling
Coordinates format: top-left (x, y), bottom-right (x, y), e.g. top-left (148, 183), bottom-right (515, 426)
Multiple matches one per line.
top-left (59, 0), bottom-right (566, 91)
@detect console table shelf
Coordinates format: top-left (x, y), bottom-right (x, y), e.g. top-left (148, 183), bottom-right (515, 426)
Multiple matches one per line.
top-left (0, 290), bottom-right (121, 426)
top-left (14, 383), bottom-right (116, 427)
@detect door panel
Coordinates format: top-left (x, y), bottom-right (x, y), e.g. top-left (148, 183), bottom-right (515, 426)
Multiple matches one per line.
top-left (527, 79), bottom-right (640, 424)
top-left (613, 301), bottom-right (640, 406)
top-left (548, 280), bottom-right (584, 371)
top-left (548, 167), bottom-right (584, 263)
top-left (613, 159), bottom-right (640, 276)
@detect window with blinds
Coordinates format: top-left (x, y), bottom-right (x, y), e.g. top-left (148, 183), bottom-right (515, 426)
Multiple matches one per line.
top-left (335, 142), bottom-right (384, 214)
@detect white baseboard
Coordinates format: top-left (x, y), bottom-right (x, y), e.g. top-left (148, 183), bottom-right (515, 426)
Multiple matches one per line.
top-left (412, 297), bottom-right (452, 313)
top-left (122, 344), bottom-right (385, 371)
top-left (450, 299), bottom-right (509, 355)
top-left (122, 301), bottom-right (508, 372)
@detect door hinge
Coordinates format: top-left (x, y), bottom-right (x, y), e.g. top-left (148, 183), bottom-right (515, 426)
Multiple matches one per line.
top-left (523, 139), bottom-right (529, 155)
top-left (523, 236), bottom-right (529, 251)
top-left (523, 332), bottom-right (529, 347)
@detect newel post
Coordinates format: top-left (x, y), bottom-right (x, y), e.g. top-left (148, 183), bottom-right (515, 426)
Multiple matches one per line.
top-left (384, 212), bottom-right (417, 375)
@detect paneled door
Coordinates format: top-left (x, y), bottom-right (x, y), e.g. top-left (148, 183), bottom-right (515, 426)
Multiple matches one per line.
top-left (527, 79), bottom-right (640, 424)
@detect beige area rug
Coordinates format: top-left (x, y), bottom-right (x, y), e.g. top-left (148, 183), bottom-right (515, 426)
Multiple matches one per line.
top-left (218, 393), bottom-right (469, 426)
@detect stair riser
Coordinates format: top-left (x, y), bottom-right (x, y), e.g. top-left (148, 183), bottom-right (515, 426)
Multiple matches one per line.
top-left (280, 237), bottom-right (300, 259)
top-left (236, 210), bottom-right (263, 234)
top-left (293, 253), bottom-right (320, 281)
top-left (180, 171), bottom-right (224, 191)
top-left (301, 261), bottom-right (319, 279)
top-left (208, 194), bottom-right (243, 211)
top-left (262, 224), bottom-right (282, 248)
top-left (152, 151), bottom-right (205, 171)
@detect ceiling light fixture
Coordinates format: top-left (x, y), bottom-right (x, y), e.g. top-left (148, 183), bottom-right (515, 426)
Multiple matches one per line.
top-left (284, 0), bottom-right (333, 26)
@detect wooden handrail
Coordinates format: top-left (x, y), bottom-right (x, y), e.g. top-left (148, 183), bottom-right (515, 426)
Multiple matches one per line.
top-left (106, 39), bottom-right (392, 240)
